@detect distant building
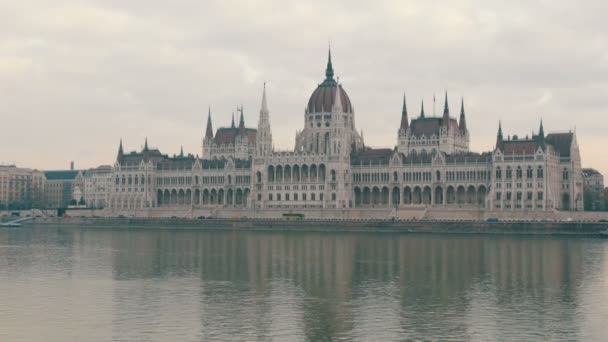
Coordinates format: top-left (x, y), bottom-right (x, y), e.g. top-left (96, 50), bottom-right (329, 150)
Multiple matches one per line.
top-left (107, 49), bottom-right (585, 214)
top-left (583, 168), bottom-right (604, 211)
top-left (0, 165), bottom-right (45, 210)
top-left (83, 165), bottom-right (113, 209)
top-left (43, 170), bottom-right (79, 209)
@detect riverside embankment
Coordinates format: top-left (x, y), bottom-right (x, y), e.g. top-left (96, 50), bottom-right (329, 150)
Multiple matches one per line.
top-left (28, 217), bottom-right (608, 236)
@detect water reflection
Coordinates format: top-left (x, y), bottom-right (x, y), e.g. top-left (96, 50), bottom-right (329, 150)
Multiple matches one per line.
top-left (1, 227), bottom-right (607, 341)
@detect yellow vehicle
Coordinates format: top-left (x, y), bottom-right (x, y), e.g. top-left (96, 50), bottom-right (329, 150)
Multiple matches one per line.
top-left (282, 213), bottom-right (304, 221)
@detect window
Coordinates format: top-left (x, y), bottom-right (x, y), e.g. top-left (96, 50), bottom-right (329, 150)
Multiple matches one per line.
top-left (496, 167), bottom-right (502, 179)
top-left (563, 168), bottom-right (569, 181)
top-left (537, 166), bottom-right (544, 179)
top-left (506, 192), bottom-right (512, 201)
top-left (516, 192), bottom-right (522, 201)
top-left (302, 193), bottom-right (307, 201)
top-left (311, 193), bottom-right (316, 201)
top-left (527, 166), bottom-right (533, 179)
top-left (332, 193), bottom-right (336, 201)
top-left (506, 167), bottom-right (512, 180)
top-left (538, 192), bottom-right (544, 200)
top-left (277, 194), bottom-right (281, 201)
top-left (527, 192), bottom-right (533, 201)
top-left (516, 167), bottom-right (522, 179)
top-left (320, 193), bottom-right (324, 201)
top-left (496, 192), bottom-right (502, 201)
top-left (269, 194), bottom-right (273, 201)
top-left (294, 193), bottom-right (298, 201)
top-left (436, 171), bottom-right (441, 181)
top-left (285, 193), bottom-right (289, 201)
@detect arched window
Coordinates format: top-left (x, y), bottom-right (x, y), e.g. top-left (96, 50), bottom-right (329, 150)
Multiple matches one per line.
top-left (537, 166), bottom-right (544, 179)
top-left (527, 166), bottom-right (533, 179)
top-left (332, 193), bottom-right (336, 201)
top-left (495, 167), bottom-right (502, 179)
top-left (393, 171), bottom-right (398, 182)
top-left (516, 166), bottom-right (522, 179)
top-left (332, 170), bottom-right (337, 182)
top-left (506, 167), bottom-right (512, 179)
top-left (436, 170), bottom-right (441, 181)
top-left (562, 168), bottom-right (569, 181)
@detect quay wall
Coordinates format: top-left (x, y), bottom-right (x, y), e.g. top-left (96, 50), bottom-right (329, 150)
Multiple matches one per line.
top-left (29, 217), bottom-right (608, 236)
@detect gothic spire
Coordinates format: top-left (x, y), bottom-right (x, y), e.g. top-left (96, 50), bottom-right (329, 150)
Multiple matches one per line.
top-left (538, 118), bottom-right (545, 146)
top-left (180, 145), bottom-right (184, 157)
top-left (260, 82), bottom-right (269, 115)
top-left (144, 137), bottom-right (149, 151)
top-left (238, 106), bottom-right (245, 135)
top-left (117, 138), bottom-right (124, 160)
top-left (420, 100), bottom-right (425, 118)
top-left (497, 121), bottom-right (503, 146)
top-left (400, 93), bottom-right (409, 130)
top-left (231, 112), bottom-right (235, 129)
top-left (459, 97), bottom-right (467, 133)
top-left (443, 91), bottom-right (450, 116)
top-left (205, 107), bottom-right (214, 139)
top-left (325, 47), bottom-right (334, 80)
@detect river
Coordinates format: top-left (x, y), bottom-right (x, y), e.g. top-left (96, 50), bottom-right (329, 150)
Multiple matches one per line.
top-left (1, 226), bottom-right (607, 341)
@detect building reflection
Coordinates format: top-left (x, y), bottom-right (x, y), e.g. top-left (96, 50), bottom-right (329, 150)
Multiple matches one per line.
top-left (109, 229), bottom-right (601, 340)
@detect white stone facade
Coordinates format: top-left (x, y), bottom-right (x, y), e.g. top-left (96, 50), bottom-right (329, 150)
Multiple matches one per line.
top-left (106, 51), bottom-right (585, 215)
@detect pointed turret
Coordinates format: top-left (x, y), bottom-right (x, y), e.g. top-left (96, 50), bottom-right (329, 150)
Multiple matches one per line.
top-left (256, 83), bottom-right (273, 157)
top-left (179, 145), bottom-right (184, 157)
top-left (538, 119), bottom-right (545, 146)
top-left (238, 107), bottom-right (245, 136)
top-left (420, 100), bottom-right (425, 118)
top-left (325, 47), bottom-right (334, 80)
top-left (205, 107), bottom-right (214, 140)
top-left (459, 97), bottom-right (467, 133)
top-left (442, 91), bottom-right (450, 129)
top-left (400, 93), bottom-right (409, 131)
top-left (496, 121), bottom-right (504, 147)
top-left (144, 137), bottom-right (149, 151)
top-left (260, 82), bottom-right (269, 115)
top-left (332, 78), bottom-right (343, 112)
top-left (117, 139), bottom-right (124, 161)
top-left (231, 112), bottom-right (235, 129)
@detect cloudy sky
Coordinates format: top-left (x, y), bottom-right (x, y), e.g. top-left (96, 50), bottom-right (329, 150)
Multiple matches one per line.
top-left (2, 0), bottom-right (607, 175)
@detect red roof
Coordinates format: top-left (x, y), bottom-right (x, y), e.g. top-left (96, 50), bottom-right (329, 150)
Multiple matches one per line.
top-left (214, 127), bottom-right (257, 145)
top-left (502, 140), bottom-right (538, 155)
top-left (409, 117), bottom-right (459, 137)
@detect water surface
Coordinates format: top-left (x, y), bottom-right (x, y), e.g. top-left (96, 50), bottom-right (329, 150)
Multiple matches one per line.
top-left (1, 226), bottom-right (607, 341)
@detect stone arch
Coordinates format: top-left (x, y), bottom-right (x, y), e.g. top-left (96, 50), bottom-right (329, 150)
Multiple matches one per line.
top-left (293, 165), bottom-right (300, 182)
top-left (185, 189), bottom-right (192, 205)
top-left (435, 186), bottom-right (443, 205)
top-left (372, 187), bottom-right (381, 205)
top-left (477, 185), bottom-right (487, 207)
top-left (301, 165), bottom-right (309, 182)
top-left (466, 185), bottom-right (476, 205)
top-left (178, 189), bottom-right (185, 205)
top-left (354, 187), bottom-right (362, 207)
top-left (562, 193), bottom-right (570, 210)
top-left (202, 189), bottom-right (210, 205)
top-left (268, 165), bottom-right (275, 182)
top-left (413, 186), bottom-right (422, 205)
top-left (276, 165), bottom-right (283, 182)
top-left (171, 189), bottom-right (178, 206)
top-left (392, 187), bottom-right (400, 205)
top-left (244, 188), bottom-right (250, 207)
top-left (319, 164), bottom-right (326, 182)
top-left (210, 189), bottom-right (217, 205)
top-left (310, 164), bottom-right (318, 182)
top-left (362, 187), bottom-right (371, 205)
top-left (403, 186), bottom-right (412, 205)
top-left (381, 186), bottom-right (389, 205)
top-left (447, 186), bottom-right (455, 204)
top-left (256, 171), bottom-right (262, 183)
top-left (422, 186), bottom-right (432, 205)
top-left (236, 188), bottom-right (244, 206)
top-left (284, 165), bottom-right (291, 182)
top-left (456, 186), bottom-right (466, 204)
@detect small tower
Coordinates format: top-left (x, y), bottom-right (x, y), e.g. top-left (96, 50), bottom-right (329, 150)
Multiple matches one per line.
top-left (496, 121), bottom-right (504, 148)
top-left (144, 137), bottom-right (149, 151)
top-left (205, 108), bottom-right (214, 141)
top-left (256, 83), bottom-right (273, 157)
top-left (538, 119), bottom-right (545, 147)
top-left (117, 139), bottom-right (124, 161)
top-left (459, 97), bottom-right (467, 134)
top-left (399, 93), bottom-right (409, 132)
top-left (442, 91), bottom-right (450, 126)
top-left (238, 106), bottom-right (246, 136)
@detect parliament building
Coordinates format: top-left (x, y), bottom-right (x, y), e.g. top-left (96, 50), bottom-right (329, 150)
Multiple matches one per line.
top-left (107, 50), bottom-right (584, 217)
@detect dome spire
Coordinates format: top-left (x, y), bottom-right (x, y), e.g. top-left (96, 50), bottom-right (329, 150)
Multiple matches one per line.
top-left (325, 46), bottom-right (334, 80)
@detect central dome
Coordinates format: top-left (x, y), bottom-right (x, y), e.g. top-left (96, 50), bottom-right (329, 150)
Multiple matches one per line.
top-left (306, 50), bottom-right (353, 114)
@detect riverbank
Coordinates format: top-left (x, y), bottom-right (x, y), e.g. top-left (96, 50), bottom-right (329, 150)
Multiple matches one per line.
top-left (28, 216), bottom-right (608, 236)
